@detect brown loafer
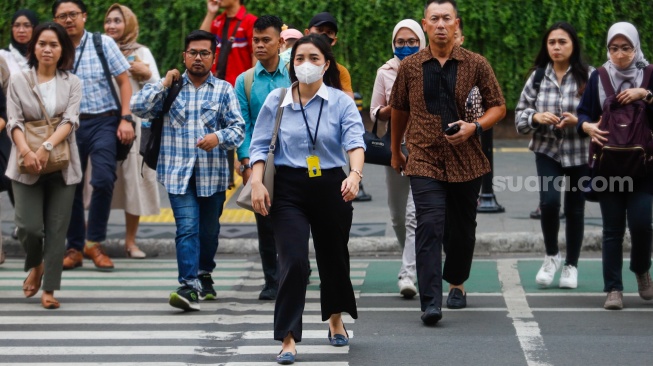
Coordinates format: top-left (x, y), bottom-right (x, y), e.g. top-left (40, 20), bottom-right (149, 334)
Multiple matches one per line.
top-left (63, 249), bottom-right (83, 270)
top-left (83, 242), bottom-right (114, 270)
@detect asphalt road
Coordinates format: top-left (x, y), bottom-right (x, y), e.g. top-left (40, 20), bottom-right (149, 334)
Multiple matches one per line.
top-left (1, 255), bottom-right (652, 366)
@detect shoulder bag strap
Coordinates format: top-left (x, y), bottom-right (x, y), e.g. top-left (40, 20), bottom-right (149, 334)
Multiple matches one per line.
top-left (268, 87), bottom-right (286, 153)
top-left (640, 64), bottom-right (653, 88)
top-left (92, 32), bottom-right (121, 111)
top-left (215, 16), bottom-right (245, 79)
top-left (25, 72), bottom-right (53, 126)
top-left (598, 66), bottom-right (616, 97)
top-left (163, 79), bottom-right (183, 114)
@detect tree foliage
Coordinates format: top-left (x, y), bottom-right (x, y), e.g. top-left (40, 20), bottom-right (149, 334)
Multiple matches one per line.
top-left (1, 0), bottom-right (652, 109)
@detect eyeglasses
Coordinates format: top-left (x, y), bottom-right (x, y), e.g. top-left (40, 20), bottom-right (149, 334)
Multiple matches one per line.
top-left (12, 22), bottom-right (32, 30)
top-left (54, 11), bottom-right (82, 22)
top-left (608, 45), bottom-right (634, 54)
top-left (394, 38), bottom-right (420, 47)
top-left (185, 50), bottom-right (213, 59)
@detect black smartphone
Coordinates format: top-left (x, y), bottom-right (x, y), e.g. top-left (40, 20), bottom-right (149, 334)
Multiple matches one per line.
top-left (444, 124), bottom-right (460, 136)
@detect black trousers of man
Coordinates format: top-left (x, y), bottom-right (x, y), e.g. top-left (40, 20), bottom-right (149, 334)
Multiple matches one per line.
top-left (410, 176), bottom-right (482, 312)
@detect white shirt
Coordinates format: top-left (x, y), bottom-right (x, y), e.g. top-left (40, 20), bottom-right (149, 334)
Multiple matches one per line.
top-left (38, 77), bottom-right (57, 117)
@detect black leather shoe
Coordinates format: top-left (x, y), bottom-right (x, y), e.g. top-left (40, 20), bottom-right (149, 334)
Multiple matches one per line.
top-left (259, 285), bottom-right (278, 300)
top-left (446, 288), bottom-right (467, 309)
top-left (420, 305), bottom-right (442, 325)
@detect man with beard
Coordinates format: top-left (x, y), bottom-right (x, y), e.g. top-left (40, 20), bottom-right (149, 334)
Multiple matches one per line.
top-left (131, 30), bottom-right (245, 311)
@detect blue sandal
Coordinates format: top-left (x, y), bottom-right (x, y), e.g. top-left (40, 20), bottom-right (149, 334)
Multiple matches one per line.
top-left (276, 350), bottom-right (296, 365)
top-left (328, 322), bottom-right (349, 347)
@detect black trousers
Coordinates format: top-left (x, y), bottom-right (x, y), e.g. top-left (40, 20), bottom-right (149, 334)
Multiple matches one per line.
top-left (254, 213), bottom-right (278, 288)
top-left (411, 176), bottom-right (482, 311)
top-left (271, 166), bottom-right (358, 342)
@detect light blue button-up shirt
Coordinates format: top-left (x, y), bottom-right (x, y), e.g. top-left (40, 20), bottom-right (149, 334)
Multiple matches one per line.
top-left (234, 57), bottom-right (291, 160)
top-left (131, 72), bottom-right (245, 196)
top-left (250, 82), bottom-right (365, 169)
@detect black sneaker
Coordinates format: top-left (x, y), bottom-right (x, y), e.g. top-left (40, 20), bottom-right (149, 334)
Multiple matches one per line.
top-left (169, 286), bottom-right (200, 311)
top-left (259, 284), bottom-right (278, 300)
top-left (198, 273), bottom-right (216, 300)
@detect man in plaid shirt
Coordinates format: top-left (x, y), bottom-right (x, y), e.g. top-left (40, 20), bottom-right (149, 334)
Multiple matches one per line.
top-left (131, 30), bottom-right (244, 311)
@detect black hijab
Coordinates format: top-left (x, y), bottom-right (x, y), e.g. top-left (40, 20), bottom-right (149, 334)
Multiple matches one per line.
top-left (10, 9), bottom-right (39, 57)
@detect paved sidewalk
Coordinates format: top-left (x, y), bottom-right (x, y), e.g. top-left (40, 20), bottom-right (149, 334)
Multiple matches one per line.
top-left (1, 139), bottom-right (614, 257)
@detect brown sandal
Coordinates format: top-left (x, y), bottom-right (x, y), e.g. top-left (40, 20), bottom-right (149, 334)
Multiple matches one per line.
top-left (41, 296), bottom-right (60, 310)
top-left (23, 267), bottom-right (44, 298)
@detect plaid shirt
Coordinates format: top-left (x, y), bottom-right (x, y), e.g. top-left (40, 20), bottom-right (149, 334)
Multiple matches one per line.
top-left (73, 31), bottom-right (130, 114)
top-left (130, 72), bottom-right (245, 196)
top-left (515, 63), bottom-right (593, 167)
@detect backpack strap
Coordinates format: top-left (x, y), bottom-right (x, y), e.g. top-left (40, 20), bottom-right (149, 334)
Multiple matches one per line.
top-left (92, 32), bottom-right (121, 111)
top-left (640, 64), bottom-right (653, 88)
top-left (244, 67), bottom-right (255, 105)
top-left (598, 66), bottom-right (616, 97)
top-left (532, 67), bottom-right (546, 94)
top-left (163, 79), bottom-right (183, 114)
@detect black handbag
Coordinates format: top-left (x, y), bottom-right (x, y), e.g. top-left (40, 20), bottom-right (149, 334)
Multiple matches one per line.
top-left (363, 114), bottom-right (408, 166)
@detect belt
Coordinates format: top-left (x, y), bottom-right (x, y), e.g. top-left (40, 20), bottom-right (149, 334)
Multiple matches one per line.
top-left (79, 111), bottom-right (117, 120)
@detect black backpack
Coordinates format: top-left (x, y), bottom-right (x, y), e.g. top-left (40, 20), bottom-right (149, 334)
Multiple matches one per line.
top-left (139, 80), bottom-right (183, 171)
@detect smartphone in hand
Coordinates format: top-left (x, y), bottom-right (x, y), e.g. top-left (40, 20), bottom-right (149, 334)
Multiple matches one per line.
top-left (444, 124), bottom-right (460, 136)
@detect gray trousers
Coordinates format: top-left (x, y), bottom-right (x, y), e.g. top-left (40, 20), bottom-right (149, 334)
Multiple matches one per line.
top-left (385, 166), bottom-right (417, 280)
top-left (13, 172), bottom-right (76, 291)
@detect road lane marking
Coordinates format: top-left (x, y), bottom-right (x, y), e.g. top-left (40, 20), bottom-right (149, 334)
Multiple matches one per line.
top-left (0, 290), bottom-right (361, 299)
top-left (0, 363), bottom-right (348, 366)
top-left (0, 314), bottom-right (356, 325)
top-left (0, 330), bottom-right (354, 340)
top-left (0, 278), bottom-right (365, 287)
top-left (498, 259), bottom-right (553, 366)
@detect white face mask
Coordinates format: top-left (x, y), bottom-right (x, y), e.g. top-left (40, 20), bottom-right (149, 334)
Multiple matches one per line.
top-left (295, 62), bottom-right (325, 84)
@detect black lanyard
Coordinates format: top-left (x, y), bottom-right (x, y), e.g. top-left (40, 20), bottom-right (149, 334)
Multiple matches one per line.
top-left (297, 87), bottom-right (325, 151)
top-left (73, 33), bottom-right (88, 74)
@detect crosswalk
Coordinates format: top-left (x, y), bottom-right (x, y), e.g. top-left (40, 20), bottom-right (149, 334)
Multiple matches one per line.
top-left (0, 259), bottom-right (367, 365)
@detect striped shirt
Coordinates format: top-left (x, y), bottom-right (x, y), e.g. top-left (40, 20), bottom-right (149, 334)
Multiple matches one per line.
top-left (515, 63), bottom-right (593, 167)
top-left (130, 73), bottom-right (245, 196)
top-left (72, 31), bottom-right (130, 114)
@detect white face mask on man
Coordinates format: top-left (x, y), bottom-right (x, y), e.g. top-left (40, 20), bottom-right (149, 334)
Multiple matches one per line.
top-left (295, 62), bottom-right (325, 84)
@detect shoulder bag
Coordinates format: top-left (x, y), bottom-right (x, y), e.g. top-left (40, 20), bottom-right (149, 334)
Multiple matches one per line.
top-left (236, 88), bottom-right (286, 211)
top-left (18, 72), bottom-right (70, 175)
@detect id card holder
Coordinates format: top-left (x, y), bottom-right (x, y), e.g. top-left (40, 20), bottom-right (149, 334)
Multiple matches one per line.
top-left (306, 155), bottom-right (322, 178)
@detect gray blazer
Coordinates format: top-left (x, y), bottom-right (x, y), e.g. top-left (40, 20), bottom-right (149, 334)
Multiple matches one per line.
top-left (6, 68), bottom-right (82, 185)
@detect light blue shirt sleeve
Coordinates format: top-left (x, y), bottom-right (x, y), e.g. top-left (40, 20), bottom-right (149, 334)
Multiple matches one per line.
top-left (130, 81), bottom-right (166, 120)
top-left (338, 93), bottom-right (367, 152)
top-left (102, 35), bottom-right (130, 77)
top-left (215, 83), bottom-right (245, 151)
top-left (234, 73), bottom-right (251, 160)
top-left (249, 91), bottom-right (277, 165)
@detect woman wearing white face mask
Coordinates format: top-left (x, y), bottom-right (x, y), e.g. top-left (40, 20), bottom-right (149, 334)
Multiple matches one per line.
top-left (249, 33), bottom-right (365, 365)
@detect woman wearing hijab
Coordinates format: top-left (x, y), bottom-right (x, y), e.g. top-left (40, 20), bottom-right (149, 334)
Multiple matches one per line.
top-left (0, 9), bottom-right (39, 74)
top-left (577, 22), bottom-right (653, 310)
top-left (102, 3), bottom-right (160, 258)
top-left (369, 19), bottom-right (425, 299)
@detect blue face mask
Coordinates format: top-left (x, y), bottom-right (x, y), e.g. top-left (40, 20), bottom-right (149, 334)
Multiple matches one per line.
top-left (394, 46), bottom-right (419, 60)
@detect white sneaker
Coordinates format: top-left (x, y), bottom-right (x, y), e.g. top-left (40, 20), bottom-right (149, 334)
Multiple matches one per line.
top-left (535, 253), bottom-right (561, 287)
top-left (398, 277), bottom-right (417, 299)
top-left (559, 265), bottom-right (578, 289)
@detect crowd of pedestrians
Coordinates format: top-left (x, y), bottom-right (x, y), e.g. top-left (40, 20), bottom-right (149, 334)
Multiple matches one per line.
top-left (1, 0), bottom-right (653, 364)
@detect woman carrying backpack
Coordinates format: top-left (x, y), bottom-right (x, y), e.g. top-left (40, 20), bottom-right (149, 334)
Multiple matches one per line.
top-left (516, 22), bottom-right (592, 289)
top-left (577, 22), bottom-right (653, 310)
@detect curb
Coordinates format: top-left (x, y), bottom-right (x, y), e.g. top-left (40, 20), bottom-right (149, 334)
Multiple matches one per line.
top-left (1, 229), bottom-right (623, 258)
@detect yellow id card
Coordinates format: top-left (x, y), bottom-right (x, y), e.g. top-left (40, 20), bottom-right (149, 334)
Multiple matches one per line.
top-left (307, 155), bottom-right (322, 177)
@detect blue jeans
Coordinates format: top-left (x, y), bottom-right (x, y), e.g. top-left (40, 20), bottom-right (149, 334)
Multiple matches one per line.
top-left (599, 189), bottom-right (652, 292)
top-left (168, 175), bottom-right (225, 290)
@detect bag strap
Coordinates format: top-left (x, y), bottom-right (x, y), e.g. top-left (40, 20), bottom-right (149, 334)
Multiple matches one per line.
top-left (371, 109), bottom-right (381, 135)
top-left (93, 32), bottom-right (121, 111)
top-left (25, 72), bottom-right (53, 126)
top-left (532, 67), bottom-right (546, 94)
top-left (598, 66), bottom-right (616, 97)
top-left (215, 16), bottom-right (245, 79)
top-left (163, 79), bottom-right (183, 114)
top-left (640, 64), bottom-right (653, 88)
top-left (244, 67), bottom-right (255, 105)
top-left (268, 87), bottom-right (286, 153)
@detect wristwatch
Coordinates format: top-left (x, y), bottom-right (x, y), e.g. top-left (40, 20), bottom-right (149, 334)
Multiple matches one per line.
top-left (42, 141), bottom-right (53, 152)
top-left (473, 121), bottom-right (483, 136)
top-left (239, 162), bottom-right (252, 173)
top-left (645, 90), bottom-right (653, 102)
top-left (121, 114), bottom-right (134, 122)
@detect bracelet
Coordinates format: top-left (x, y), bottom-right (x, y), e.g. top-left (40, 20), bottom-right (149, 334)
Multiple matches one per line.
top-left (20, 150), bottom-right (32, 158)
top-left (350, 169), bottom-right (364, 179)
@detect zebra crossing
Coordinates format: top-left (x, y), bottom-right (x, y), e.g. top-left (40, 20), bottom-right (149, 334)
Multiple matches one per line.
top-left (0, 259), bottom-right (367, 365)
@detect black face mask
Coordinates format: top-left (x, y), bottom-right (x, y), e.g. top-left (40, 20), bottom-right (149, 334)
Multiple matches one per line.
top-left (319, 33), bottom-right (335, 46)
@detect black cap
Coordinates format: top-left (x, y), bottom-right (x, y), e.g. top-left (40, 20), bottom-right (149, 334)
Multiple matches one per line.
top-left (308, 12), bottom-right (338, 33)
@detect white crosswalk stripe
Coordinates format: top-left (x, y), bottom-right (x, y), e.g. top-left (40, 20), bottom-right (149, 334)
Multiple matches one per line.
top-left (0, 259), bottom-right (364, 365)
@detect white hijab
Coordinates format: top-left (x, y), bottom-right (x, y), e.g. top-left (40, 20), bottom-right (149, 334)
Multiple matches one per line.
top-left (603, 22), bottom-right (649, 91)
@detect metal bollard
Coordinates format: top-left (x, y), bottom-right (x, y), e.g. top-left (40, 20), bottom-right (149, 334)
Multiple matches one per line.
top-left (477, 128), bottom-right (504, 213)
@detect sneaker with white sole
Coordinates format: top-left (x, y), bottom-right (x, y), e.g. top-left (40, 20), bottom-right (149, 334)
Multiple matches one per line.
top-left (398, 277), bottom-right (417, 299)
top-left (604, 290), bottom-right (623, 310)
top-left (635, 272), bottom-right (653, 300)
top-left (559, 265), bottom-right (578, 289)
top-left (169, 285), bottom-right (200, 311)
top-left (535, 253), bottom-right (561, 287)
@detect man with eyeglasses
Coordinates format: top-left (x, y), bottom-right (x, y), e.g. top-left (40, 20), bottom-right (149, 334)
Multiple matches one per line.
top-left (390, 0), bottom-right (506, 325)
top-left (131, 30), bottom-right (244, 311)
top-left (52, 0), bottom-right (135, 272)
